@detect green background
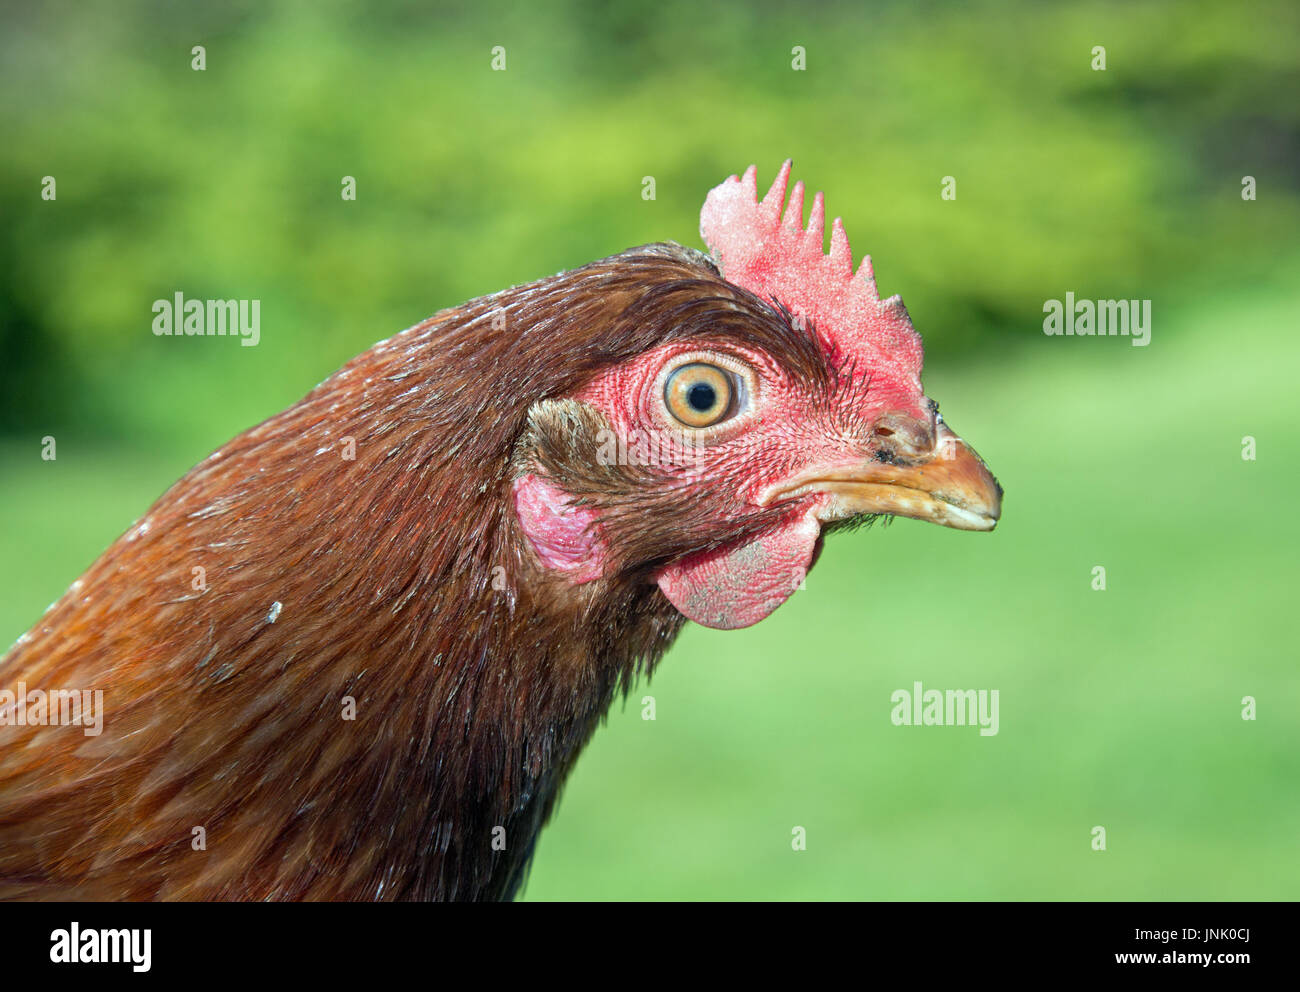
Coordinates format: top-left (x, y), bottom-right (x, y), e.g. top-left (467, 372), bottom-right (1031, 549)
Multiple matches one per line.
top-left (2, 0), bottom-right (1296, 898)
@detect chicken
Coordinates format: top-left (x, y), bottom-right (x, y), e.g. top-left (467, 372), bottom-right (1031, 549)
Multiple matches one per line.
top-left (0, 162), bottom-right (1001, 901)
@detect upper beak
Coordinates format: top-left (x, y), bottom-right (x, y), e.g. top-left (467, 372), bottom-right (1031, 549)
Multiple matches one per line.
top-left (758, 421), bottom-right (1003, 531)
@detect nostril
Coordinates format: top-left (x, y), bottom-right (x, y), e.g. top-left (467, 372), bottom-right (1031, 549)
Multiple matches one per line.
top-left (871, 411), bottom-right (932, 457)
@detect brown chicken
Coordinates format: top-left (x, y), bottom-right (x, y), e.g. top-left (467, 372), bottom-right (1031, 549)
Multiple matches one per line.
top-left (0, 162), bottom-right (1001, 900)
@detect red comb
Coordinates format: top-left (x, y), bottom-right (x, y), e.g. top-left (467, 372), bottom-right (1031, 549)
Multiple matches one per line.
top-left (699, 161), bottom-right (923, 381)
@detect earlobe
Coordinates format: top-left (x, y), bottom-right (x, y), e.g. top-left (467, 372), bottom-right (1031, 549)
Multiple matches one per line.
top-left (513, 473), bottom-right (609, 583)
top-left (655, 512), bottom-right (819, 629)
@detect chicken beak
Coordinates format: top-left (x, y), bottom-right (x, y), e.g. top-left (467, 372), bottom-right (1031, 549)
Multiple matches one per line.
top-left (758, 422), bottom-right (1003, 531)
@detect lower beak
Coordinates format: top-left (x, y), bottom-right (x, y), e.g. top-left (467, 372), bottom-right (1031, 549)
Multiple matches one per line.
top-left (758, 422), bottom-right (1003, 531)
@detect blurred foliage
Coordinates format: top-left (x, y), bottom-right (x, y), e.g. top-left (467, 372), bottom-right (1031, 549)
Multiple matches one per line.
top-left (2, 0), bottom-right (1297, 439)
top-left (1, 0), bottom-right (1298, 899)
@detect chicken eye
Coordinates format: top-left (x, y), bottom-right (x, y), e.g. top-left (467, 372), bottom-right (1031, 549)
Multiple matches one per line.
top-left (664, 363), bottom-right (735, 428)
